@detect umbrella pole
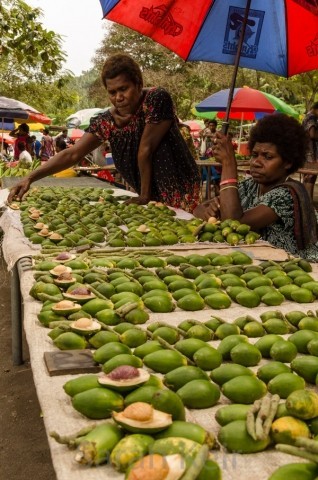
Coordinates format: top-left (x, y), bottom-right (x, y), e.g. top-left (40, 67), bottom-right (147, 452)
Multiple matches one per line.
top-left (222, 0), bottom-right (252, 134)
top-left (1, 118), bottom-right (4, 156)
top-left (238, 113), bottom-right (244, 152)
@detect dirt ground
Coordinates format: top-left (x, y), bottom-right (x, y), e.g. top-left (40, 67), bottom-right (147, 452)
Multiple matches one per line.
top-left (0, 255), bottom-right (56, 480)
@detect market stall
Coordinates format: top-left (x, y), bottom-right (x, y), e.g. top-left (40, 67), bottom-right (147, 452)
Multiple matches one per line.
top-left (1, 180), bottom-right (318, 480)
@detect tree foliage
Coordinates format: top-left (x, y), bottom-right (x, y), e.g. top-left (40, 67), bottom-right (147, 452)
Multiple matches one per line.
top-left (0, 0), bottom-right (65, 76)
top-left (87, 23), bottom-right (316, 120)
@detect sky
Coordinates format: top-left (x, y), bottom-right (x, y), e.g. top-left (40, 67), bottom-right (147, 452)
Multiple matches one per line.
top-left (27, 0), bottom-right (109, 76)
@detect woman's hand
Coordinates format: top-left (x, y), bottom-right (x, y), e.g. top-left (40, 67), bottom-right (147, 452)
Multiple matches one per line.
top-left (193, 197), bottom-right (220, 221)
top-left (124, 195), bottom-right (150, 206)
top-left (7, 177), bottom-right (32, 203)
top-left (213, 131), bottom-right (236, 164)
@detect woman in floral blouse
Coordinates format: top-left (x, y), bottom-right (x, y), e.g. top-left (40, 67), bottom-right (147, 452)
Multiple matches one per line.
top-left (9, 54), bottom-right (201, 213)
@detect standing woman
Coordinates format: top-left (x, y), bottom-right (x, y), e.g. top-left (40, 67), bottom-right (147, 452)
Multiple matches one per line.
top-left (9, 123), bottom-right (31, 160)
top-left (86, 54), bottom-right (201, 211)
top-left (40, 128), bottom-right (55, 162)
top-left (8, 54), bottom-right (201, 213)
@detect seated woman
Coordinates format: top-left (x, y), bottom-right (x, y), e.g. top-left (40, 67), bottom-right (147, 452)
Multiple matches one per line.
top-left (194, 114), bottom-right (318, 262)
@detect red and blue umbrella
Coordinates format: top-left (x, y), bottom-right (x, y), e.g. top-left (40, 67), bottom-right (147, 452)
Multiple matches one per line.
top-left (0, 96), bottom-right (51, 153)
top-left (0, 96), bottom-right (51, 125)
top-left (100, 0), bottom-right (318, 78)
top-left (99, 1), bottom-right (318, 127)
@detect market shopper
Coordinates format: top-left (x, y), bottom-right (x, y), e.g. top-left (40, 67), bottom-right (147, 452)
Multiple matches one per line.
top-left (17, 141), bottom-right (32, 166)
top-left (9, 123), bottom-right (32, 160)
top-left (199, 119), bottom-right (217, 158)
top-left (31, 135), bottom-right (41, 159)
top-left (178, 122), bottom-right (199, 160)
top-left (194, 114), bottom-right (318, 261)
top-left (54, 128), bottom-right (72, 147)
top-left (8, 54), bottom-right (201, 212)
top-left (40, 128), bottom-right (55, 161)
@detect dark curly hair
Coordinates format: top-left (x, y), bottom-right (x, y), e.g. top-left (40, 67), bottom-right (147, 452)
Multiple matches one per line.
top-left (248, 114), bottom-right (308, 174)
top-left (19, 123), bottom-right (30, 134)
top-left (101, 54), bottom-right (143, 89)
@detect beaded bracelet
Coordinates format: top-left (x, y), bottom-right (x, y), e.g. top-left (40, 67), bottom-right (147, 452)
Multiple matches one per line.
top-left (219, 185), bottom-right (238, 192)
top-left (220, 178), bottom-right (238, 186)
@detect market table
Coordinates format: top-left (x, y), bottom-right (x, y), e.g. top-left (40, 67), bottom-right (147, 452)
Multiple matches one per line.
top-left (1, 175), bottom-right (118, 190)
top-left (1, 181), bottom-right (317, 480)
top-left (0, 177), bottom-right (136, 365)
top-left (196, 160), bottom-right (221, 199)
top-left (296, 162), bottom-right (318, 187)
top-left (3, 239), bottom-right (317, 480)
top-left (196, 160), bottom-right (252, 199)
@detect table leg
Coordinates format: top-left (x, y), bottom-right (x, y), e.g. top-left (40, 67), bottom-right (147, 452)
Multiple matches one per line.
top-left (11, 257), bottom-right (32, 365)
top-left (11, 263), bottom-right (23, 365)
top-left (206, 166), bottom-right (211, 200)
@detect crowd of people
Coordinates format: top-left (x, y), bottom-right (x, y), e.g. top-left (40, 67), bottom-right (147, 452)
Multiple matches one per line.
top-left (5, 125), bottom-right (75, 164)
top-left (6, 53), bottom-right (318, 261)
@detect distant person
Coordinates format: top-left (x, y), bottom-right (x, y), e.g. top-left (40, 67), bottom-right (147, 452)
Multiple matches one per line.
top-left (8, 53), bottom-right (201, 213)
top-left (31, 135), bottom-right (41, 159)
top-left (9, 123), bottom-right (31, 160)
top-left (54, 128), bottom-right (72, 147)
top-left (1, 140), bottom-right (9, 156)
top-left (302, 101), bottom-right (318, 199)
top-left (178, 122), bottom-right (199, 160)
top-left (228, 131), bottom-right (238, 151)
top-left (55, 137), bottom-right (67, 152)
top-left (17, 141), bottom-right (32, 166)
top-left (199, 119), bottom-right (217, 158)
top-left (40, 128), bottom-right (55, 161)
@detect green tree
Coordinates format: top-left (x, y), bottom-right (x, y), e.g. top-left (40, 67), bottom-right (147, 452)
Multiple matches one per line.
top-left (0, 0), bottom-right (65, 76)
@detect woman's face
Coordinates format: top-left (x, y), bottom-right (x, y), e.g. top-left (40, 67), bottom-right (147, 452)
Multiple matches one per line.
top-left (106, 74), bottom-right (142, 115)
top-left (249, 142), bottom-right (292, 185)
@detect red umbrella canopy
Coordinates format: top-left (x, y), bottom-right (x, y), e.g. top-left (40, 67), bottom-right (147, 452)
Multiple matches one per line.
top-left (0, 133), bottom-right (15, 144)
top-left (0, 96), bottom-right (51, 124)
top-left (99, 0), bottom-right (318, 78)
top-left (68, 128), bottom-right (85, 141)
top-left (183, 120), bottom-right (205, 131)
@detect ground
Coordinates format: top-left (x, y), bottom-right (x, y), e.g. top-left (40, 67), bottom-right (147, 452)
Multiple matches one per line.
top-left (0, 256), bottom-right (56, 480)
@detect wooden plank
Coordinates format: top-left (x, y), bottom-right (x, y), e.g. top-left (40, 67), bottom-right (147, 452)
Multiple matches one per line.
top-left (44, 349), bottom-right (100, 376)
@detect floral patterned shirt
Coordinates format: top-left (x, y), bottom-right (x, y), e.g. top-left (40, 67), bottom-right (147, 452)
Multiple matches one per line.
top-left (86, 87), bottom-right (201, 213)
top-left (238, 177), bottom-right (318, 261)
